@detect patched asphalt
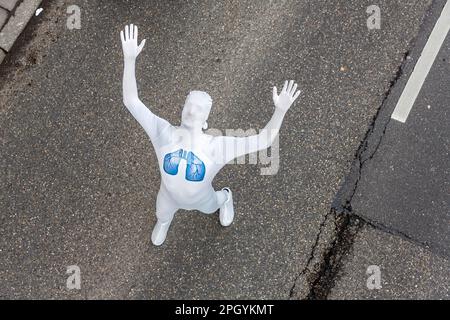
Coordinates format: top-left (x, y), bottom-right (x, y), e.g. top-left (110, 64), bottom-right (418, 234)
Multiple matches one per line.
top-left (352, 33), bottom-right (449, 257)
top-left (327, 0), bottom-right (449, 299)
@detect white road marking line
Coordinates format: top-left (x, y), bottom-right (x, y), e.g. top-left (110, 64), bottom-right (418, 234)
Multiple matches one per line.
top-left (391, 0), bottom-right (450, 123)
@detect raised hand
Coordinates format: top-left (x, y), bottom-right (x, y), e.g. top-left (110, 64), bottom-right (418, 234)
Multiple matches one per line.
top-left (272, 80), bottom-right (301, 112)
top-left (120, 24), bottom-right (146, 60)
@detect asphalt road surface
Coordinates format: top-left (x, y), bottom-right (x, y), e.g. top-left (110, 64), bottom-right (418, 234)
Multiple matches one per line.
top-left (0, 0), bottom-right (447, 299)
top-left (329, 0), bottom-right (450, 299)
top-left (354, 34), bottom-right (449, 258)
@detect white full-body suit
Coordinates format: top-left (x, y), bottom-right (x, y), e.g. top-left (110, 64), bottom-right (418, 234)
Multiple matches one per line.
top-left (120, 24), bottom-right (301, 245)
top-left (138, 103), bottom-right (245, 221)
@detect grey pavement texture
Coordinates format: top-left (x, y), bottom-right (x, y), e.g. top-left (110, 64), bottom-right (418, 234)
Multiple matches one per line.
top-left (313, 0), bottom-right (449, 300)
top-left (0, 0), bottom-right (19, 11)
top-left (0, 7), bottom-right (8, 29)
top-left (352, 33), bottom-right (450, 257)
top-left (0, 0), bottom-right (442, 299)
top-left (329, 226), bottom-right (450, 300)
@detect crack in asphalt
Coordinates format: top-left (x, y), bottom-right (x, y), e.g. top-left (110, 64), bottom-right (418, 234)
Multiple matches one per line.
top-left (305, 210), bottom-right (364, 300)
top-left (295, 0), bottom-right (447, 296)
top-left (355, 214), bottom-right (450, 261)
top-left (332, 48), bottom-right (410, 216)
top-left (291, 39), bottom-right (423, 299)
top-left (288, 209), bottom-right (332, 298)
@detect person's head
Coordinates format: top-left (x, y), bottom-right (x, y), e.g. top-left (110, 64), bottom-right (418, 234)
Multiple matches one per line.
top-left (181, 91), bottom-right (212, 130)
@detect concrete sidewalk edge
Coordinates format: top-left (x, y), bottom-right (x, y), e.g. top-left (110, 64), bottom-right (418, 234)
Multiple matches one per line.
top-left (0, 0), bottom-right (42, 64)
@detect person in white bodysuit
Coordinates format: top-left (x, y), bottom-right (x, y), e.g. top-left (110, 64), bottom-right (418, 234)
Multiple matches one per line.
top-left (120, 24), bottom-right (302, 246)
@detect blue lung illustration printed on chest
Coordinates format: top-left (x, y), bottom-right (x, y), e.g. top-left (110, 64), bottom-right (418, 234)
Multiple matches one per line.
top-left (163, 149), bottom-right (206, 182)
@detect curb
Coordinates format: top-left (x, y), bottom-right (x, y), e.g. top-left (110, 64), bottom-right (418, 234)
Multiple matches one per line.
top-left (0, 0), bottom-right (42, 64)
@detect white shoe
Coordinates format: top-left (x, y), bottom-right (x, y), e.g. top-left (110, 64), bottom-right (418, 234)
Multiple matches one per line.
top-left (219, 188), bottom-right (234, 227)
top-left (151, 220), bottom-right (171, 246)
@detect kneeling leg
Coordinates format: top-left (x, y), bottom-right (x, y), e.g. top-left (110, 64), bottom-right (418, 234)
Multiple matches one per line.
top-left (151, 189), bottom-right (178, 246)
